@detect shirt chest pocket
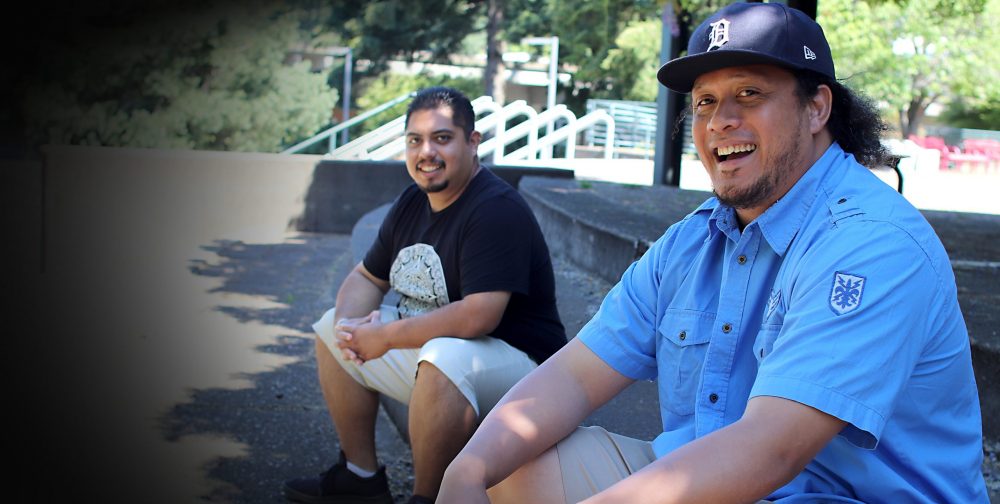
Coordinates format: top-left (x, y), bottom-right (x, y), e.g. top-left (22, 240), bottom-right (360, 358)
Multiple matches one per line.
top-left (657, 311), bottom-right (714, 417)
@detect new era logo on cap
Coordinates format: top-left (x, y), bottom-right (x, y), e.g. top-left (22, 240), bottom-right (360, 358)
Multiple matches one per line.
top-left (804, 46), bottom-right (817, 60)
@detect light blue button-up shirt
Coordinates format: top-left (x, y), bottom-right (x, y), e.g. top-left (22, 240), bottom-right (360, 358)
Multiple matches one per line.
top-left (578, 143), bottom-right (988, 502)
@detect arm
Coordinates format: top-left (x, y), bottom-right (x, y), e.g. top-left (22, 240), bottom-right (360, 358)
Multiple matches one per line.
top-left (586, 396), bottom-right (846, 504)
top-left (337, 288), bottom-right (511, 362)
top-left (438, 338), bottom-right (635, 502)
top-left (334, 262), bottom-right (389, 322)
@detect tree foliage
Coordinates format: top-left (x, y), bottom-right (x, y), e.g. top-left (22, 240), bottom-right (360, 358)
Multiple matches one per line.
top-left (21, 0), bottom-right (339, 152)
top-left (334, 0), bottom-right (485, 71)
top-left (599, 20), bottom-right (662, 102)
top-left (821, 0), bottom-right (1000, 137)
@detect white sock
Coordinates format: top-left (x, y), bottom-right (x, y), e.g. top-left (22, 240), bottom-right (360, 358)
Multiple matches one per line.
top-left (346, 460), bottom-right (377, 478)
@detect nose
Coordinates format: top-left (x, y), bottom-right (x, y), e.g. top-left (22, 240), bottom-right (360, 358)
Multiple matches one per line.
top-left (707, 99), bottom-right (740, 133)
top-left (418, 139), bottom-right (437, 159)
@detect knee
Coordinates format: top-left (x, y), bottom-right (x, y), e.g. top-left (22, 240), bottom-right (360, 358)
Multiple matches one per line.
top-left (487, 447), bottom-right (564, 503)
top-left (414, 360), bottom-right (455, 394)
top-left (412, 361), bottom-right (476, 420)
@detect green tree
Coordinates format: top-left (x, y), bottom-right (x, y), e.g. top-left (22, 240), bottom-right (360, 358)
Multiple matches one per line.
top-left (821, 0), bottom-right (998, 138)
top-left (22, 0), bottom-right (338, 152)
top-left (599, 20), bottom-right (661, 101)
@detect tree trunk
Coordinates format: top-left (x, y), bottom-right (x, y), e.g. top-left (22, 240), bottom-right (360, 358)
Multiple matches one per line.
top-left (484, 0), bottom-right (506, 105)
top-left (900, 96), bottom-right (927, 139)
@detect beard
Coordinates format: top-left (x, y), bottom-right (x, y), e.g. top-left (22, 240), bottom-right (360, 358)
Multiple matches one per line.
top-left (713, 121), bottom-right (804, 210)
top-left (420, 179), bottom-right (449, 194)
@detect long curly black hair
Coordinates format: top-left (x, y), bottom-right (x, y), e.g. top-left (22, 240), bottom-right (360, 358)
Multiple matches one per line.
top-left (794, 69), bottom-right (891, 168)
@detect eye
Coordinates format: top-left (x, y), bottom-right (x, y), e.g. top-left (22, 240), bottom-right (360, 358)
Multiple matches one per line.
top-left (737, 88), bottom-right (760, 98)
top-left (406, 136), bottom-right (420, 146)
top-left (434, 134), bottom-right (452, 143)
top-left (693, 96), bottom-right (715, 108)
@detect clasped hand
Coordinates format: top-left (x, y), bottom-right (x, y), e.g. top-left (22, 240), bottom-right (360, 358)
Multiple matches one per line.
top-left (335, 310), bottom-right (389, 365)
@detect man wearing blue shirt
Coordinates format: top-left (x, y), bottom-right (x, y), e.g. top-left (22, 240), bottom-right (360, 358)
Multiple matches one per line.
top-left (438, 3), bottom-right (988, 503)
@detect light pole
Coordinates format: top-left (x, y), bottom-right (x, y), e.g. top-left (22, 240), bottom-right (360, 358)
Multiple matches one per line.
top-left (321, 47), bottom-right (353, 149)
top-left (522, 36), bottom-right (558, 158)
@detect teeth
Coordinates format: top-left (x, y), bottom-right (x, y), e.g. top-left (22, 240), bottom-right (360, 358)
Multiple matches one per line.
top-left (418, 162), bottom-right (443, 173)
top-left (716, 143), bottom-right (757, 157)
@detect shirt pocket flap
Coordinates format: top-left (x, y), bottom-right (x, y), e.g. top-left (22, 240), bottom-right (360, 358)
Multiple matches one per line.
top-left (658, 312), bottom-right (714, 348)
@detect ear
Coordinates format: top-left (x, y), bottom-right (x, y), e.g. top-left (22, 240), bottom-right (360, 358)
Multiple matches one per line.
top-left (808, 84), bottom-right (833, 135)
top-left (468, 130), bottom-right (482, 148)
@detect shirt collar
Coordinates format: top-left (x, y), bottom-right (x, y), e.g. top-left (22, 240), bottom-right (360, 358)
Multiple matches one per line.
top-left (753, 142), bottom-right (846, 256)
top-left (703, 142), bottom-right (848, 254)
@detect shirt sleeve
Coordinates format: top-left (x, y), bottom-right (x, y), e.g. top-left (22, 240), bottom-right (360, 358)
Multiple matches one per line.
top-left (457, 195), bottom-right (537, 297)
top-left (362, 195), bottom-right (406, 282)
top-left (577, 225), bottom-right (682, 381)
top-left (749, 221), bottom-right (944, 449)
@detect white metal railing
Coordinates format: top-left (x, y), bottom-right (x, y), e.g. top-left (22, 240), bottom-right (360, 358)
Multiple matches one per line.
top-left (324, 95), bottom-right (615, 162)
top-left (505, 108), bottom-right (614, 161)
top-left (281, 91), bottom-right (416, 154)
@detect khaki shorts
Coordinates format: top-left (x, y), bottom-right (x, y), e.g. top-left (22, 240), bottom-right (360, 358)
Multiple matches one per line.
top-left (313, 306), bottom-right (538, 416)
top-left (556, 426), bottom-right (657, 503)
top-left (556, 426), bottom-right (771, 503)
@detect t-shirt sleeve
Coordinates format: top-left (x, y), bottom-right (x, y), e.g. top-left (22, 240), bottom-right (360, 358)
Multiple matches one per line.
top-left (457, 195), bottom-right (536, 296)
top-left (362, 195), bottom-right (406, 282)
top-left (749, 221), bottom-right (943, 449)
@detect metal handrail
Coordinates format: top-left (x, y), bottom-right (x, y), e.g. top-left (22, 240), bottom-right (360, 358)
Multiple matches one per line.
top-left (307, 95), bottom-right (617, 163)
top-left (502, 105), bottom-right (578, 160)
top-left (281, 91), bottom-right (417, 154)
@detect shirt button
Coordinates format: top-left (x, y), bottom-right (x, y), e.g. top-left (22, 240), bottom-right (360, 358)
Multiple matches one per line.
top-left (709, 393), bottom-right (719, 403)
top-left (678, 331), bottom-right (687, 341)
top-left (722, 323), bottom-right (732, 333)
top-left (737, 255), bottom-right (747, 264)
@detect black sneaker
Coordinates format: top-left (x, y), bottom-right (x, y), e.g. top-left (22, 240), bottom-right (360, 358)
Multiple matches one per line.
top-left (284, 451), bottom-right (393, 504)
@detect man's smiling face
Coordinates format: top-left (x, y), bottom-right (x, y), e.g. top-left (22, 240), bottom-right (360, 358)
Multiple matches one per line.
top-left (404, 105), bottom-right (481, 210)
top-left (691, 64), bottom-right (817, 222)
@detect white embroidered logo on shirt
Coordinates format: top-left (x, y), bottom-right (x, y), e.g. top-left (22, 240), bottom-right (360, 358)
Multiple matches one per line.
top-left (829, 272), bottom-right (866, 315)
top-left (707, 19), bottom-right (730, 51)
top-left (765, 289), bottom-right (781, 321)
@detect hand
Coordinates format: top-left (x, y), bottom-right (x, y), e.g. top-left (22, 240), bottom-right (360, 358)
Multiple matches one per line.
top-left (335, 310), bottom-right (389, 364)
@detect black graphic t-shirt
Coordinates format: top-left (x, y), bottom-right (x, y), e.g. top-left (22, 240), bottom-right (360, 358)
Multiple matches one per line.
top-left (364, 168), bottom-right (566, 363)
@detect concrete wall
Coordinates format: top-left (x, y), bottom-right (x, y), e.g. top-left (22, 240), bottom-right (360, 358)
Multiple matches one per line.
top-left (295, 159), bottom-right (573, 234)
top-left (10, 147), bottom-right (577, 267)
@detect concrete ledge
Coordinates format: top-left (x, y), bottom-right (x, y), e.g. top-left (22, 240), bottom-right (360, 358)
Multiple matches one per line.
top-left (519, 176), bottom-right (708, 284)
top-left (295, 160), bottom-right (573, 234)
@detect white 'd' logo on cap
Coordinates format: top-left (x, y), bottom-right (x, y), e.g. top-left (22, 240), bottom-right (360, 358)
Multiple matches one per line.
top-left (707, 19), bottom-right (730, 51)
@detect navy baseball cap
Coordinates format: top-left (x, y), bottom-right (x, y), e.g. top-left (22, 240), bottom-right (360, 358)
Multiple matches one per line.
top-left (657, 2), bottom-right (835, 93)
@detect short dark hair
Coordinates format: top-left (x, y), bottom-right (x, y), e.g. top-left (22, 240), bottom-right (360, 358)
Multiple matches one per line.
top-left (793, 70), bottom-right (890, 168)
top-left (405, 86), bottom-right (476, 140)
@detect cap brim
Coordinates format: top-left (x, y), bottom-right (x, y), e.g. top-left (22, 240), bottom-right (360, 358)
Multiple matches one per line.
top-left (657, 50), bottom-right (800, 93)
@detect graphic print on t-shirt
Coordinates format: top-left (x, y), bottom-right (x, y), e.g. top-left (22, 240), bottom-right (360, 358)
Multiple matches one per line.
top-left (390, 243), bottom-right (450, 318)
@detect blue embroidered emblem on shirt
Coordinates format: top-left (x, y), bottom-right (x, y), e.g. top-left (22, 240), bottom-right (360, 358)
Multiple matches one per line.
top-left (830, 272), bottom-right (866, 315)
top-left (765, 289), bottom-right (781, 321)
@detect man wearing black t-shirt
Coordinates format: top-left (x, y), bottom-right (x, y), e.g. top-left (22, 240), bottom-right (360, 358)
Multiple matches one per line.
top-left (284, 87), bottom-right (567, 504)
